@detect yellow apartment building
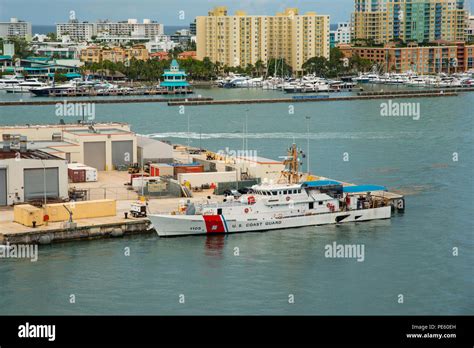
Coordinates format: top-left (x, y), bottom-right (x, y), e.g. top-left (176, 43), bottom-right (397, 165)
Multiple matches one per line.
top-left (196, 7), bottom-right (330, 72)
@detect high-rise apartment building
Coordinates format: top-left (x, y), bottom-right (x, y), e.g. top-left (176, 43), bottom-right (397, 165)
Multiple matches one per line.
top-left (0, 18), bottom-right (32, 40)
top-left (352, 0), bottom-right (467, 44)
top-left (57, 19), bottom-right (164, 42)
top-left (196, 7), bottom-right (330, 72)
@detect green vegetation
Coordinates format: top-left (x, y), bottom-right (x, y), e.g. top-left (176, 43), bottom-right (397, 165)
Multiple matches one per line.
top-left (302, 47), bottom-right (374, 77)
top-left (80, 47), bottom-right (374, 81)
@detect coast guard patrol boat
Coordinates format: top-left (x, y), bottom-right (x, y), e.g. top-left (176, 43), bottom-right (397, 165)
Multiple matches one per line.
top-left (148, 144), bottom-right (394, 237)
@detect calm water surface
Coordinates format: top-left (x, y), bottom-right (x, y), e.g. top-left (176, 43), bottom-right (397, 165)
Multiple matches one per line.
top-left (0, 86), bottom-right (472, 314)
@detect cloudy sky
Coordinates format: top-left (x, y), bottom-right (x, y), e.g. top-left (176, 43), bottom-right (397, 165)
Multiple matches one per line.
top-left (0, 0), bottom-right (359, 25)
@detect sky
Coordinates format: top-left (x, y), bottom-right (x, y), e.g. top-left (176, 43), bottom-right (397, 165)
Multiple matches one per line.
top-left (0, 0), bottom-right (358, 25)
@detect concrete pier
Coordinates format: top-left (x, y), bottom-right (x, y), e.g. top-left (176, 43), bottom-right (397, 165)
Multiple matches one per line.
top-left (0, 97), bottom-right (213, 107)
top-left (0, 219), bottom-right (151, 245)
top-left (168, 91), bottom-right (458, 106)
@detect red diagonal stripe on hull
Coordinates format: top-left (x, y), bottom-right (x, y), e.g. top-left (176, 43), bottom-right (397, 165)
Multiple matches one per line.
top-left (203, 215), bottom-right (225, 233)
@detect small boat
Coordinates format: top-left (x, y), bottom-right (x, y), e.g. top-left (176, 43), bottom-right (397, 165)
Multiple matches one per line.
top-left (148, 144), bottom-right (399, 237)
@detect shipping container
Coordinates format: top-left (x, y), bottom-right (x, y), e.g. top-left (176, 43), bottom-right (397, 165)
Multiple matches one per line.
top-left (68, 168), bottom-right (86, 183)
top-left (173, 165), bottom-right (204, 177)
top-left (149, 163), bottom-right (174, 177)
top-left (68, 163), bottom-right (98, 182)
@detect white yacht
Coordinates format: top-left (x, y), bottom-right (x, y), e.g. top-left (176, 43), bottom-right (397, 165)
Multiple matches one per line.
top-left (5, 78), bottom-right (47, 93)
top-left (0, 75), bottom-right (25, 90)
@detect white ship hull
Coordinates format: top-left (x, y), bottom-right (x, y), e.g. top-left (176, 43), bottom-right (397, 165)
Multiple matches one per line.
top-left (149, 206), bottom-right (391, 237)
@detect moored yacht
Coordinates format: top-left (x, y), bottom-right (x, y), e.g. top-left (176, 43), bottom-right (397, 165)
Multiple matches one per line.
top-left (5, 78), bottom-right (47, 93)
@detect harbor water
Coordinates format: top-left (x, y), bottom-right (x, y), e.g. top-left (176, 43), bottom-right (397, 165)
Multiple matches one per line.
top-left (0, 87), bottom-right (472, 315)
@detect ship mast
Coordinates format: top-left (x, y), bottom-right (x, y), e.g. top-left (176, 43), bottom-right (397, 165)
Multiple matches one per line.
top-left (279, 143), bottom-right (304, 184)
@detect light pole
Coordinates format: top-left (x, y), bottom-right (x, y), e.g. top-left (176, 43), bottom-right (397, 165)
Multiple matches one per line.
top-left (305, 116), bottom-right (311, 174)
top-left (41, 160), bottom-right (47, 207)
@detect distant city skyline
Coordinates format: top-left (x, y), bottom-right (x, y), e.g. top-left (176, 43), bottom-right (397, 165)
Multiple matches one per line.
top-left (1, 0), bottom-right (357, 25)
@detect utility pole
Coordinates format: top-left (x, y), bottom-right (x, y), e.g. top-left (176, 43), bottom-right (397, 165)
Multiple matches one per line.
top-left (305, 116), bottom-right (311, 174)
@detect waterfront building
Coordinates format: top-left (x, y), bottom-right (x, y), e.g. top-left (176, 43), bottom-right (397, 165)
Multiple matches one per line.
top-left (0, 18), bottom-right (32, 40)
top-left (160, 59), bottom-right (190, 92)
top-left (0, 123), bottom-right (137, 177)
top-left (57, 18), bottom-right (164, 42)
top-left (1, 56), bottom-right (82, 78)
top-left (339, 41), bottom-right (474, 73)
top-left (352, 0), bottom-right (468, 44)
top-left (0, 148), bottom-right (68, 206)
top-left (196, 7), bottom-right (330, 73)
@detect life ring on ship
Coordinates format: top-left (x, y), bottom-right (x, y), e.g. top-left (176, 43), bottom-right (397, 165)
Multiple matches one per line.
top-left (247, 196), bottom-right (256, 205)
top-left (286, 196), bottom-right (291, 201)
top-left (244, 208), bottom-right (250, 214)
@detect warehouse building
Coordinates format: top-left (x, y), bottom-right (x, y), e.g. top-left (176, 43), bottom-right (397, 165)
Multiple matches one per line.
top-left (62, 127), bottom-right (137, 170)
top-left (137, 136), bottom-right (173, 164)
top-left (0, 123), bottom-right (137, 171)
top-left (0, 149), bottom-right (68, 206)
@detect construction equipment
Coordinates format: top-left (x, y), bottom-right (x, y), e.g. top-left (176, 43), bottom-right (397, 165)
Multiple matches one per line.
top-left (127, 163), bottom-right (141, 174)
top-left (206, 151), bottom-right (217, 160)
top-left (130, 201), bottom-right (147, 218)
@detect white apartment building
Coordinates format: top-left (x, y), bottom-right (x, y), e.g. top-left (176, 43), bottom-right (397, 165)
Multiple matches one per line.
top-left (56, 20), bottom-right (96, 41)
top-left (0, 18), bottom-right (32, 40)
top-left (57, 18), bottom-right (164, 42)
top-left (95, 19), bottom-right (163, 39)
top-left (145, 35), bottom-right (178, 53)
top-left (332, 22), bottom-right (351, 45)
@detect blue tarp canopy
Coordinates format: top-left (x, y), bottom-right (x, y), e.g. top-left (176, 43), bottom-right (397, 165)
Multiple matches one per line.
top-left (343, 185), bottom-right (387, 193)
top-left (302, 180), bottom-right (341, 187)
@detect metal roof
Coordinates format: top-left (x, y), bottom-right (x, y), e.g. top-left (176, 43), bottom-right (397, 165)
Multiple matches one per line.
top-left (343, 185), bottom-right (387, 193)
top-left (303, 180), bottom-right (341, 187)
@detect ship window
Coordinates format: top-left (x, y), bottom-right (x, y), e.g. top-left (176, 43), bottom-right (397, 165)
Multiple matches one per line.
top-left (283, 190), bottom-right (288, 194)
top-left (319, 201), bottom-right (323, 205)
top-left (272, 191), bottom-right (277, 196)
top-left (309, 202), bottom-right (314, 209)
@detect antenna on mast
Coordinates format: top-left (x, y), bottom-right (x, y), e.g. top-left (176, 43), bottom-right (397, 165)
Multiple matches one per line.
top-left (278, 143), bottom-right (304, 184)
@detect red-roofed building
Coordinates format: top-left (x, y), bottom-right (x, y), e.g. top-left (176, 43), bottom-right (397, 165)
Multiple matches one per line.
top-left (178, 51), bottom-right (197, 60)
top-left (150, 52), bottom-right (169, 61)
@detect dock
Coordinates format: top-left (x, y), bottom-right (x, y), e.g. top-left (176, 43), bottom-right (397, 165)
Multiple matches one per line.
top-left (0, 97), bottom-right (213, 107)
top-left (167, 91), bottom-right (458, 106)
